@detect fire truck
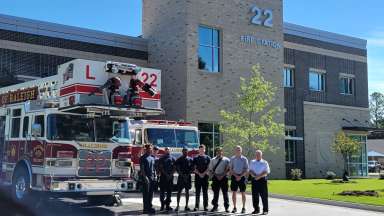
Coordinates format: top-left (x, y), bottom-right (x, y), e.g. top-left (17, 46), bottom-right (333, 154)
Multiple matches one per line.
top-left (122, 119), bottom-right (200, 188)
top-left (0, 59), bottom-right (170, 204)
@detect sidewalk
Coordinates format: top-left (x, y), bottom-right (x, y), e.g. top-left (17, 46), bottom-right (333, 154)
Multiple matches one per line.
top-left (122, 192), bottom-right (383, 216)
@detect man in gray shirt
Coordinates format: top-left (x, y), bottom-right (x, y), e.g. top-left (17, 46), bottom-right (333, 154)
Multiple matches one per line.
top-left (229, 146), bottom-right (249, 214)
top-left (208, 147), bottom-right (230, 213)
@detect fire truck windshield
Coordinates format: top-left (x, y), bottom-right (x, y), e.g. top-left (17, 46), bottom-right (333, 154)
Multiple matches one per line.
top-left (47, 114), bottom-right (130, 143)
top-left (145, 128), bottom-right (199, 149)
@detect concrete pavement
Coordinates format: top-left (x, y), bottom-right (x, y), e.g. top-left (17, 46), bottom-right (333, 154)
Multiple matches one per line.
top-left (122, 192), bottom-right (383, 216)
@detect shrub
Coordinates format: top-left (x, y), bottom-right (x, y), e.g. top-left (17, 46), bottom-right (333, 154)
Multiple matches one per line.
top-left (326, 171), bottom-right (337, 180)
top-left (290, 168), bottom-right (302, 180)
top-left (379, 173), bottom-right (384, 180)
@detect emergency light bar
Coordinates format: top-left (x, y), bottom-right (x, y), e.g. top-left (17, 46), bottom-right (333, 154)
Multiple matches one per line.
top-left (105, 61), bottom-right (141, 75)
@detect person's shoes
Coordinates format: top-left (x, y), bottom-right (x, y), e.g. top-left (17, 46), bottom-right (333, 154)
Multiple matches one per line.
top-left (185, 207), bottom-right (191, 211)
top-left (166, 206), bottom-right (173, 211)
top-left (149, 208), bottom-right (156, 214)
top-left (193, 207), bottom-right (198, 211)
top-left (210, 207), bottom-right (218, 212)
top-left (232, 208), bottom-right (237, 213)
top-left (142, 210), bottom-right (148, 214)
top-left (262, 211), bottom-right (269, 215)
top-left (252, 209), bottom-right (260, 214)
top-left (225, 208), bottom-right (230, 213)
top-left (241, 208), bottom-right (246, 214)
top-left (175, 206), bottom-right (179, 212)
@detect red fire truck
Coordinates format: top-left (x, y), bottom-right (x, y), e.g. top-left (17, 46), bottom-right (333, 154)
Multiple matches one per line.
top-left (0, 59), bottom-right (167, 204)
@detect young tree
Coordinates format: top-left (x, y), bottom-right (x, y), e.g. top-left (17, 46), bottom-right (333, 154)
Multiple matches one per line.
top-left (220, 64), bottom-right (284, 158)
top-left (369, 92), bottom-right (384, 128)
top-left (331, 131), bottom-right (360, 175)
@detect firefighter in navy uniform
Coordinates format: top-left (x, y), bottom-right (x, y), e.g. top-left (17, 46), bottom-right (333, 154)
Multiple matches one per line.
top-left (193, 144), bottom-right (211, 211)
top-left (175, 148), bottom-right (194, 211)
top-left (139, 144), bottom-right (156, 214)
top-left (158, 147), bottom-right (176, 211)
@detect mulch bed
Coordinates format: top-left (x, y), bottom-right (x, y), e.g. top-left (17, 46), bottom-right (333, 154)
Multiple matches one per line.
top-left (338, 190), bottom-right (379, 197)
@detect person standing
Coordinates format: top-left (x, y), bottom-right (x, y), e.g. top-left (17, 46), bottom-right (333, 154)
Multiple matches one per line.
top-left (209, 147), bottom-right (230, 213)
top-left (229, 146), bottom-right (249, 214)
top-left (175, 148), bottom-right (194, 211)
top-left (249, 150), bottom-right (270, 215)
top-left (139, 144), bottom-right (156, 214)
top-left (158, 147), bottom-right (176, 211)
top-left (193, 144), bottom-right (211, 211)
top-left (152, 145), bottom-right (160, 191)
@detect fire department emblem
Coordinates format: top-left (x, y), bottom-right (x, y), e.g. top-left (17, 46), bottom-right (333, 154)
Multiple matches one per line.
top-left (32, 145), bottom-right (44, 163)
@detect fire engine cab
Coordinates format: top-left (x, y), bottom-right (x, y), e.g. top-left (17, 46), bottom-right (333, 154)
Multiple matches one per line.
top-left (0, 59), bottom-right (164, 204)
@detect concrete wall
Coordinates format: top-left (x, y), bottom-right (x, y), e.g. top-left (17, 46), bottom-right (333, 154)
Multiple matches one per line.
top-left (143, 0), bottom-right (286, 178)
top-left (303, 102), bottom-right (369, 178)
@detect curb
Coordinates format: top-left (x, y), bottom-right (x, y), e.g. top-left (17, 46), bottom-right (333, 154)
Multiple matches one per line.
top-left (268, 193), bottom-right (384, 213)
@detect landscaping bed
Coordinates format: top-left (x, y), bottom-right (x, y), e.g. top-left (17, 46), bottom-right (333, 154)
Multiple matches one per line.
top-left (247, 179), bottom-right (384, 206)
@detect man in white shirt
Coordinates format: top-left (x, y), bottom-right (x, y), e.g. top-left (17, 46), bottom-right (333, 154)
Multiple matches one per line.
top-left (249, 150), bottom-right (270, 215)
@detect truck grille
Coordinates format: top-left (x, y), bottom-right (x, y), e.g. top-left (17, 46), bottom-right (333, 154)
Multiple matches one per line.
top-left (78, 149), bottom-right (111, 177)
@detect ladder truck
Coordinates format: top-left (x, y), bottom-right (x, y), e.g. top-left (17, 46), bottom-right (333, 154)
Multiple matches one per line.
top-left (0, 59), bottom-right (164, 204)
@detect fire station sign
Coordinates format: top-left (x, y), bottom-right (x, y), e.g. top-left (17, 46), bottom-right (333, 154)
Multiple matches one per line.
top-left (0, 87), bottom-right (38, 106)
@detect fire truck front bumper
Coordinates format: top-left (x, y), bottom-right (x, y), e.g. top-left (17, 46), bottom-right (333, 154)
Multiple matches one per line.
top-left (48, 179), bottom-right (136, 193)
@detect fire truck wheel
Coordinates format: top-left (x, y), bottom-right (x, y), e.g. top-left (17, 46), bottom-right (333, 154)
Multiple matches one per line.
top-left (12, 167), bottom-right (31, 202)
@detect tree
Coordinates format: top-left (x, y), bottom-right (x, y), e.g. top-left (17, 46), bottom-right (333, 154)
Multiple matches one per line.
top-left (219, 64), bottom-right (284, 158)
top-left (331, 131), bottom-right (360, 175)
top-left (369, 92), bottom-right (384, 128)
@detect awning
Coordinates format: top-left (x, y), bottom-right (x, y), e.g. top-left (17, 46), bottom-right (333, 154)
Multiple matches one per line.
top-left (368, 150), bottom-right (384, 157)
top-left (342, 126), bottom-right (376, 132)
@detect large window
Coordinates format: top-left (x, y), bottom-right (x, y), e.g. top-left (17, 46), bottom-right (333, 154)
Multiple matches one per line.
top-left (285, 129), bottom-right (297, 163)
top-left (283, 67), bottom-right (294, 87)
top-left (34, 115), bottom-right (45, 137)
top-left (340, 76), bottom-right (354, 95)
top-left (145, 128), bottom-right (199, 149)
top-left (198, 122), bottom-right (221, 157)
top-left (198, 26), bottom-right (220, 72)
top-left (309, 71), bottom-right (325, 91)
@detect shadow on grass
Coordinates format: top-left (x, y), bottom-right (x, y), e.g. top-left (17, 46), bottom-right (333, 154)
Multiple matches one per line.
top-left (312, 180), bottom-right (358, 185)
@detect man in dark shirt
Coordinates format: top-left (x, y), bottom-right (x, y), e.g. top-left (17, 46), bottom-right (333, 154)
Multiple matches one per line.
top-left (158, 147), bottom-right (176, 211)
top-left (193, 144), bottom-right (211, 211)
top-left (175, 148), bottom-right (194, 211)
top-left (139, 144), bottom-right (156, 214)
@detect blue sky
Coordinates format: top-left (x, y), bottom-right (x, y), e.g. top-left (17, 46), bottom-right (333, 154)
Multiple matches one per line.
top-left (0, 0), bottom-right (383, 94)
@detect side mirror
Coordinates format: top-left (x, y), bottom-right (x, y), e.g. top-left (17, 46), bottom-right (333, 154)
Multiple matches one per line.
top-left (31, 123), bottom-right (42, 137)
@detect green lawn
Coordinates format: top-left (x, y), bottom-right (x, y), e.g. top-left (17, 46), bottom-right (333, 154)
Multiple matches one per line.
top-left (247, 179), bottom-right (384, 206)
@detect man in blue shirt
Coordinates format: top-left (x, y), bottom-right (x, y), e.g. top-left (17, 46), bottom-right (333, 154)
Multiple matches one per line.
top-left (139, 144), bottom-right (156, 214)
top-left (158, 147), bottom-right (176, 211)
top-left (175, 147), bottom-right (194, 211)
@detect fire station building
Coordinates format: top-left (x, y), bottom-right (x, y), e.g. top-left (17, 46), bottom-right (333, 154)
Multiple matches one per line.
top-left (0, 0), bottom-right (369, 179)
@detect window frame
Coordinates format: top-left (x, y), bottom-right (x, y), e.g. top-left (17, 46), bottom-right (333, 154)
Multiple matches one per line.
top-left (198, 122), bottom-right (221, 157)
top-left (339, 75), bottom-right (355, 95)
top-left (11, 109), bottom-right (22, 138)
top-left (22, 116), bottom-right (30, 138)
top-left (283, 66), bottom-right (295, 88)
top-left (309, 69), bottom-right (326, 92)
top-left (198, 25), bottom-right (221, 73)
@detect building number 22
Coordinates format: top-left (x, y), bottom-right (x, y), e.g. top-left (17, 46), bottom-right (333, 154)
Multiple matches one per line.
top-left (251, 6), bottom-right (273, 28)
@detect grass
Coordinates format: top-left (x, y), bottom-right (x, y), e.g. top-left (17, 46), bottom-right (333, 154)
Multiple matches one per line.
top-left (247, 179), bottom-right (384, 206)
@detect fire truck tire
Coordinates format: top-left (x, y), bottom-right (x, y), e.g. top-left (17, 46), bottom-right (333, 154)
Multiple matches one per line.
top-left (11, 166), bottom-right (32, 202)
top-left (87, 195), bottom-right (116, 206)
